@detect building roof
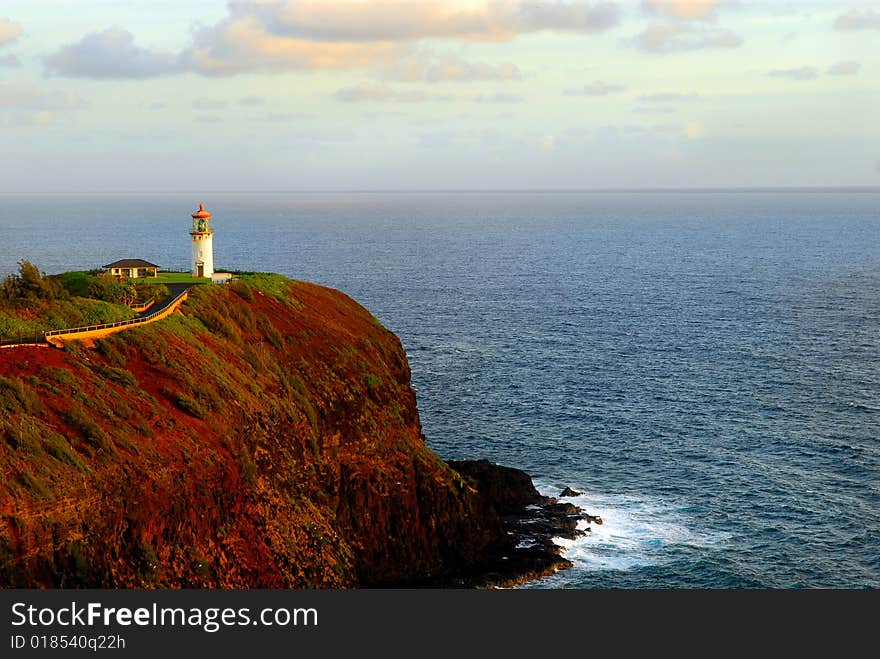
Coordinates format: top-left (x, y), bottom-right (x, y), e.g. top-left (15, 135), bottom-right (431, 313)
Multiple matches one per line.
top-left (103, 259), bottom-right (160, 269)
top-left (191, 203), bottom-right (212, 219)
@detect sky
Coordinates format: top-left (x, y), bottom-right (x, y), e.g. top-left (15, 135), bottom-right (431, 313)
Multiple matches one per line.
top-left (0, 0), bottom-right (878, 191)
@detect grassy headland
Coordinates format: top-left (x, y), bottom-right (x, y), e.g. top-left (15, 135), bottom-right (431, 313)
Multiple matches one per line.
top-left (0, 262), bottom-right (169, 339)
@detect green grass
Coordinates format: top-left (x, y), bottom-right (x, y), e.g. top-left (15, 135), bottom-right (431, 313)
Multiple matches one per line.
top-left (54, 271), bottom-right (93, 297)
top-left (236, 273), bottom-right (294, 304)
top-left (0, 298), bottom-right (136, 339)
top-left (133, 272), bottom-right (211, 284)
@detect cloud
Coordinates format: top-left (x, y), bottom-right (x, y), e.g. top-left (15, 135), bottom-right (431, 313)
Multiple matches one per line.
top-left (0, 82), bottom-right (85, 126)
top-left (634, 22), bottom-right (742, 52)
top-left (192, 98), bottom-right (228, 110)
top-left (385, 53), bottom-right (521, 82)
top-left (833, 9), bottom-right (880, 31)
top-left (472, 92), bottom-right (524, 103)
top-left (335, 82), bottom-right (429, 103)
top-left (0, 18), bottom-right (22, 45)
top-left (241, 0), bottom-right (621, 42)
top-left (827, 61), bottom-right (861, 76)
top-left (30, 111), bottom-right (55, 126)
top-left (43, 26), bottom-right (184, 78)
top-left (768, 66), bottom-right (818, 81)
top-left (642, 0), bottom-right (730, 20)
top-left (45, 2), bottom-right (622, 79)
top-left (633, 106), bottom-right (675, 114)
top-left (415, 130), bottom-right (457, 148)
top-left (683, 121), bottom-right (704, 138)
top-left (637, 92), bottom-right (701, 103)
top-left (287, 127), bottom-right (357, 142)
top-left (189, 15), bottom-right (398, 75)
top-left (194, 114), bottom-right (223, 124)
top-left (239, 95), bottom-right (265, 106)
top-left (189, 1), bottom-right (621, 75)
top-left (263, 112), bottom-right (314, 121)
top-left (0, 53), bottom-right (20, 67)
top-left (0, 83), bottom-right (85, 111)
top-left (563, 81), bottom-right (627, 96)
top-left (541, 134), bottom-right (556, 152)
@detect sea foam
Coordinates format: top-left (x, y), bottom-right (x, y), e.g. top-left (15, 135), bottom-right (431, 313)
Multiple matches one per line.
top-left (537, 482), bottom-right (727, 572)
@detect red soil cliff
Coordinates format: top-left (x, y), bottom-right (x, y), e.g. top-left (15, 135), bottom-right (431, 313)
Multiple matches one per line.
top-left (0, 276), bottom-right (510, 587)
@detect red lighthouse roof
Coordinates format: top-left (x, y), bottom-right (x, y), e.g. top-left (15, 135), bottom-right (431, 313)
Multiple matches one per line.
top-left (192, 203), bottom-right (212, 219)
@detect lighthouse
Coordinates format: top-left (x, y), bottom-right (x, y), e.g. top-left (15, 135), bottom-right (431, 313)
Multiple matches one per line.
top-left (190, 203), bottom-right (214, 279)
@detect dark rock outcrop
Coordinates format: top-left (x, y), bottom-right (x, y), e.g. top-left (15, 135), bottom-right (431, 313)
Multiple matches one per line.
top-left (439, 460), bottom-right (591, 588)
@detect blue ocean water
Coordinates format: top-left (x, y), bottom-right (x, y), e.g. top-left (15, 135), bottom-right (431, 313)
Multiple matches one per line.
top-left (1, 191), bottom-right (878, 588)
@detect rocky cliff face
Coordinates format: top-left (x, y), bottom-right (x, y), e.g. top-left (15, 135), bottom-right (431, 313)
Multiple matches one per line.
top-left (0, 275), bottom-right (575, 588)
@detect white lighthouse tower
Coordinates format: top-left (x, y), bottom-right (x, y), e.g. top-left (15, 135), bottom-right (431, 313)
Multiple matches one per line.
top-left (190, 203), bottom-right (214, 278)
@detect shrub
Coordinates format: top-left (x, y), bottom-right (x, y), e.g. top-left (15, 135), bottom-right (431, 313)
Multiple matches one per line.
top-left (0, 376), bottom-right (44, 415)
top-left (43, 433), bottom-right (87, 471)
top-left (63, 401), bottom-right (113, 453)
top-left (168, 391), bottom-right (208, 420)
top-left (17, 470), bottom-right (51, 498)
top-left (90, 363), bottom-right (137, 389)
top-left (96, 337), bottom-right (127, 367)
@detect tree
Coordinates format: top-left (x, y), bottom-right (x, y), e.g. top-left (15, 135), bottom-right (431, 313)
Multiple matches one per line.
top-left (88, 274), bottom-right (122, 303)
top-left (0, 261), bottom-right (65, 303)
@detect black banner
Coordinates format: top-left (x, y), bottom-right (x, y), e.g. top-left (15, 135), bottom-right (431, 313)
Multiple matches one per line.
top-left (0, 589), bottom-right (874, 656)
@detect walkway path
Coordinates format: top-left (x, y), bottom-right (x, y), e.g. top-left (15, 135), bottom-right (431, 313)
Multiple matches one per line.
top-left (0, 284), bottom-right (195, 349)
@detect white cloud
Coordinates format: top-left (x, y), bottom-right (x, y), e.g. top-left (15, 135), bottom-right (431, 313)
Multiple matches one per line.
top-left (44, 2), bottom-right (622, 78)
top-left (189, 16), bottom-right (398, 75)
top-left (0, 18), bottom-right (22, 45)
top-left (833, 9), bottom-right (880, 31)
top-left (638, 92), bottom-right (701, 103)
top-left (0, 82), bottom-right (85, 127)
top-left (0, 53), bottom-right (20, 67)
top-left (633, 106), bottom-right (675, 114)
top-left (563, 81), bottom-right (627, 96)
top-left (190, 1), bottom-right (621, 75)
top-left (239, 96), bottom-right (266, 106)
top-left (256, 111), bottom-right (314, 122)
top-left (386, 53), bottom-right (521, 83)
top-left (30, 111), bottom-right (55, 126)
top-left (635, 22), bottom-right (742, 52)
top-left (683, 121), bottom-right (704, 138)
top-left (827, 61), bottom-right (861, 76)
top-left (768, 66), bottom-right (818, 81)
top-left (541, 134), bottom-right (556, 152)
top-left (192, 98), bottom-right (228, 110)
top-left (472, 92), bottom-right (524, 103)
top-left (335, 82), bottom-right (430, 103)
top-left (244, 0), bottom-right (621, 42)
top-left (43, 26), bottom-right (184, 78)
top-left (643, 0), bottom-right (731, 20)
top-left (0, 83), bottom-right (84, 111)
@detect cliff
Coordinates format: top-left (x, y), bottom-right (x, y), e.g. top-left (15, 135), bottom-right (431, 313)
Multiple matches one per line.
top-left (0, 275), bottom-right (575, 587)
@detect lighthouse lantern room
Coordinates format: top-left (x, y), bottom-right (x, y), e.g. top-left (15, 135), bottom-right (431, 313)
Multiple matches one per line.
top-left (190, 203), bottom-right (214, 279)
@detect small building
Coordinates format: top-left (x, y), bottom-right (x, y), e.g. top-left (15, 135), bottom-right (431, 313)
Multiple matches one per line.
top-left (103, 259), bottom-right (160, 279)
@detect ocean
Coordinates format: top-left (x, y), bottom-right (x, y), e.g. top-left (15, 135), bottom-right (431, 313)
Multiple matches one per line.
top-left (1, 191), bottom-right (878, 588)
